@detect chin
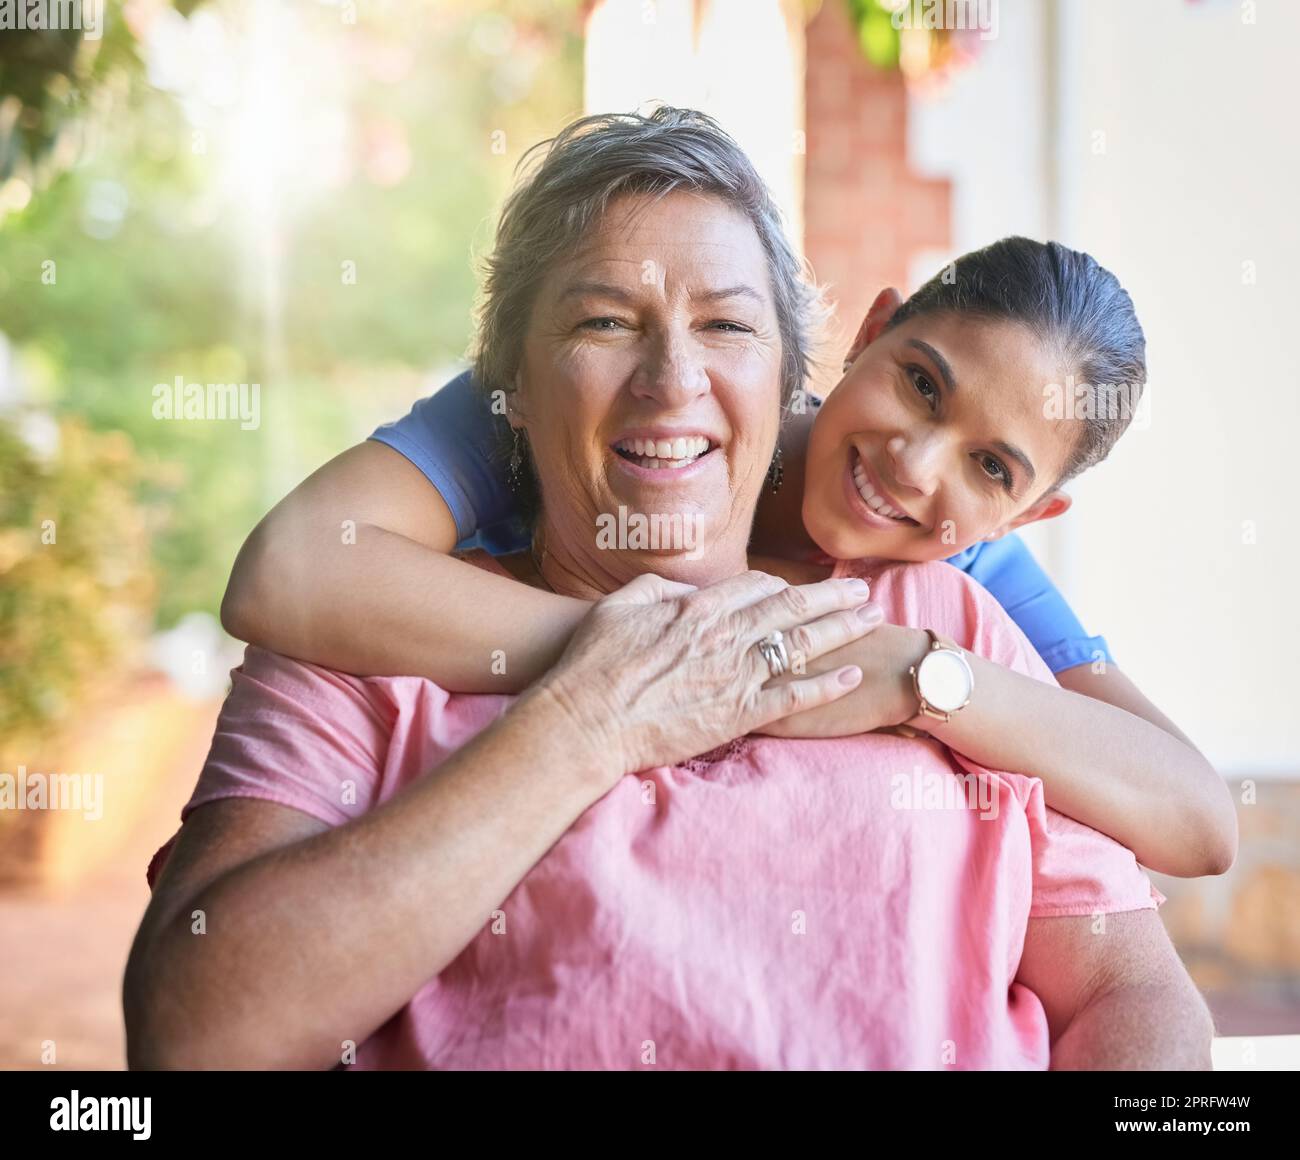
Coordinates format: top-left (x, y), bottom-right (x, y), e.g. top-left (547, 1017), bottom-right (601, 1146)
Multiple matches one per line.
top-left (807, 472), bottom-right (935, 564)
top-left (806, 510), bottom-right (919, 564)
top-left (822, 531), bottom-right (889, 562)
top-left (802, 504), bottom-right (869, 563)
top-left (622, 551), bottom-right (733, 588)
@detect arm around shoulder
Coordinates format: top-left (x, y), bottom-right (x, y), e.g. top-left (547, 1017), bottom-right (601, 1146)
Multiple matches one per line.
top-left (220, 441), bottom-right (587, 689)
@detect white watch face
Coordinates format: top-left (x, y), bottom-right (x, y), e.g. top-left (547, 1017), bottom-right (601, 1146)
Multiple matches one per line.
top-left (917, 649), bottom-right (972, 713)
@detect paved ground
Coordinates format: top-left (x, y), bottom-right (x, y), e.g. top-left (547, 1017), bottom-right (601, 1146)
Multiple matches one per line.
top-left (0, 699), bottom-right (219, 1070)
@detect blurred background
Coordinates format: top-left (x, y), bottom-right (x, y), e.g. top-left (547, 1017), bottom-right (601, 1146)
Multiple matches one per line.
top-left (0, 0), bottom-right (1296, 1069)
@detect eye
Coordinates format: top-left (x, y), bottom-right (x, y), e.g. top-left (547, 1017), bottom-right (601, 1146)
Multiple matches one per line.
top-left (909, 366), bottom-right (939, 409)
top-left (707, 321), bottom-right (753, 333)
top-left (977, 452), bottom-right (1013, 490)
top-left (580, 317), bottom-right (626, 331)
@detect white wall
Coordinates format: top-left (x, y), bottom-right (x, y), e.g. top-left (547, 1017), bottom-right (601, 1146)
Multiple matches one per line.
top-left (912, 0), bottom-right (1300, 773)
top-left (1062, 0), bottom-right (1299, 773)
top-left (584, 0), bottom-right (805, 243)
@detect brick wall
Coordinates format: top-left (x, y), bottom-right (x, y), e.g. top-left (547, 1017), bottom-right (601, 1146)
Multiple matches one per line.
top-left (803, 0), bottom-right (951, 393)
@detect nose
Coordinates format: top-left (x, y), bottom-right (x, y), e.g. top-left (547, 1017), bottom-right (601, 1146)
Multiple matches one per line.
top-left (631, 325), bottom-right (711, 408)
top-left (884, 431), bottom-right (943, 497)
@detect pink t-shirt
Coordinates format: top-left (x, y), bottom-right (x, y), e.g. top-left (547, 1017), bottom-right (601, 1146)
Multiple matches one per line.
top-left (147, 557), bottom-right (1164, 1070)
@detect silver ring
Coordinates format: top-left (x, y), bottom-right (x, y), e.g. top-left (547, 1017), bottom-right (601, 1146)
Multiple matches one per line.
top-left (756, 629), bottom-right (790, 679)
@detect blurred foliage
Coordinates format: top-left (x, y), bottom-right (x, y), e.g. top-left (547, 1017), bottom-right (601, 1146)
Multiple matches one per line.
top-left (0, 415), bottom-right (164, 750)
top-left (0, 1), bottom-right (583, 644)
top-left (0, 4), bottom-right (166, 188)
top-left (846, 0), bottom-right (984, 85)
top-left (849, 0), bottom-right (902, 70)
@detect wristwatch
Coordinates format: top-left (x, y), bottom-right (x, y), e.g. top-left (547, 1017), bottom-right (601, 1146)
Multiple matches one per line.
top-left (907, 629), bottom-right (974, 725)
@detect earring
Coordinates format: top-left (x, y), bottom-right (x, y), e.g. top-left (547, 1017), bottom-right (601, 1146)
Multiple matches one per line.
top-left (765, 443), bottom-right (784, 494)
top-left (842, 358), bottom-right (853, 374)
top-left (507, 428), bottom-right (526, 493)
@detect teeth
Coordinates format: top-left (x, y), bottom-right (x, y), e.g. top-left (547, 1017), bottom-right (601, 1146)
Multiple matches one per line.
top-left (852, 455), bottom-right (909, 522)
top-left (615, 435), bottom-right (710, 465)
top-left (614, 435), bottom-right (712, 468)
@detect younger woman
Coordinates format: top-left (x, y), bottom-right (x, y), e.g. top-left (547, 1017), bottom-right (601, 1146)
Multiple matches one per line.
top-left (221, 237), bottom-right (1236, 880)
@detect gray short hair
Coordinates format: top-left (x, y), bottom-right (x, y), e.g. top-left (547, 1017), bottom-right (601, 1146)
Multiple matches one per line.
top-left (470, 106), bottom-right (828, 519)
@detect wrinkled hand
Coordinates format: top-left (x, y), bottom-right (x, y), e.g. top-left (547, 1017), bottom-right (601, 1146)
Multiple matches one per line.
top-left (757, 621), bottom-right (930, 739)
top-left (536, 569), bottom-right (885, 785)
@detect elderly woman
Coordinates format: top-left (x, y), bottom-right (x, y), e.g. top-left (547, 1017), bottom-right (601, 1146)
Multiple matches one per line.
top-left (124, 109), bottom-right (1212, 1070)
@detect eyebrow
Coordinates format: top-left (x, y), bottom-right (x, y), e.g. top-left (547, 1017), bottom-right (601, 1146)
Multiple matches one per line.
top-left (906, 338), bottom-right (1037, 488)
top-left (688, 283), bottom-right (768, 307)
top-left (557, 280), bottom-right (768, 307)
top-left (991, 439), bottom-right (1036, 489)
top-left (557, 280), bottom-right (636, 304)
top-left (906, 338), bottom-right (956, 395)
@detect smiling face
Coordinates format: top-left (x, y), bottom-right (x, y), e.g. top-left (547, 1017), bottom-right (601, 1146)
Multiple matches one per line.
top-left (803, 299), bottom-right (1078, 563)
top-left (512, 189), bottom-right (784, 595)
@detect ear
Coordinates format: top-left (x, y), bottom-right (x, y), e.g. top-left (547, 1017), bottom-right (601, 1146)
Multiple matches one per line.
top-left (986, 489), bottom-right (1072, 541)
top-left (844, 287), bottom-right (904, 370)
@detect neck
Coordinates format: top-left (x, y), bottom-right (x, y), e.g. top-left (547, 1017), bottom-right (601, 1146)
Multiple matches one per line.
top-left (747, 553), bottom-right (833, 584)
top-left (533, 520), bottom-right (753, 598)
